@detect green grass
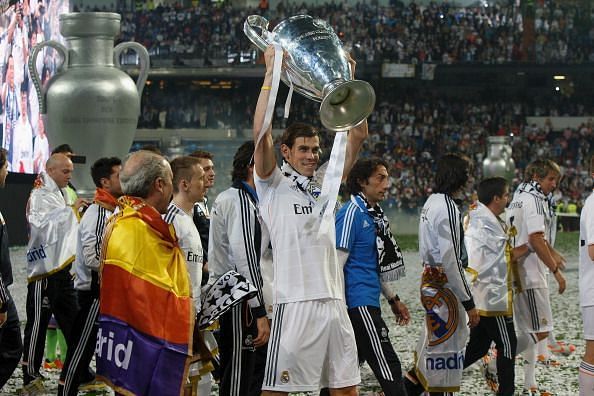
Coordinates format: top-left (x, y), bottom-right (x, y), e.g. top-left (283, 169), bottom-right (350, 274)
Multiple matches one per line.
top-left (394, 231), bottom-right (580, 254)
top-left (554, 231), bottom-right (579, 255)
top-left (395, 234), bottom-right (419, 252)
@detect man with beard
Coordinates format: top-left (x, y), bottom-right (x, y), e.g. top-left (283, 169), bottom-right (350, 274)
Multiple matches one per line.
top-left (336, 157), bottom-right (410, 396)
top-left (253, 45), bottom-right (368, 395)
top-left (408, 153), bottom-right (480, 395)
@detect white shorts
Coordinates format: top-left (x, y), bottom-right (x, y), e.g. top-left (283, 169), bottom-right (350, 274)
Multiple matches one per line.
top-left (582, 306), bottom-right (594, 340)
top-left (262, 299), bottom-right (360, 392)
top-left (513, 288), bottom-right (553, 333)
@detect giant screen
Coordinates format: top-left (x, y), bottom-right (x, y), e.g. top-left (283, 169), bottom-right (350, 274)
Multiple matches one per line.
top-left (1, 0), bottom-right (68, 174)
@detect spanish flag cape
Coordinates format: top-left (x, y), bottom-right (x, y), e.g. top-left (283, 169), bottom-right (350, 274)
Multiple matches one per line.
top-left (97, 196), bottom-right (194, 396)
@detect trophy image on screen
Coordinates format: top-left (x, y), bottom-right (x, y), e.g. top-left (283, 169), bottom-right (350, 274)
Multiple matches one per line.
top-left (244, 15), bottom-right (375, 132)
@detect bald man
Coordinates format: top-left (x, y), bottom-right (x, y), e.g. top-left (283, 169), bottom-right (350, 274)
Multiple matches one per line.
top-left (21, 154), bottom-right (88, 392)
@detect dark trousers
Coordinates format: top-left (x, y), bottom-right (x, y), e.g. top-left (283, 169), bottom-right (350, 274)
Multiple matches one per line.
top-left (22, 266), bottom-right (79, 384)
top-left (348, 305), bottom-right (407, 396)
top-left (218, 302), bottom-right (267, 396)
top-left (463, 315), bottom-right (517, 396)
top-left (0, 293), bottom-right (23, 389)
top-left (58, 289), bottom-right (99, 396)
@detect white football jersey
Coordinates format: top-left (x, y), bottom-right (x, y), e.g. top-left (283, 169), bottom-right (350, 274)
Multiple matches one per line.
top-left (164, 202), bottom-right (203, 311)
top-left (255, 167), bottom-right (343, 304)
top-left (506, 184), bottom-right (552, 290)
top-left (74, 203), bottom-right (113, 291)
top-left (579, 191), bottom-right (594, 307)
top-left (418, 193), bottom-right (473, 305)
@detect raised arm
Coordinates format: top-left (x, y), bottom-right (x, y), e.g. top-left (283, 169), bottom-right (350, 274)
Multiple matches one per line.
top-left (342, 55), bottom-right (369, 180)
top-left (253, 45), bottom-right (278, 179)
top-left (343, 119), bottom-right (368, 181)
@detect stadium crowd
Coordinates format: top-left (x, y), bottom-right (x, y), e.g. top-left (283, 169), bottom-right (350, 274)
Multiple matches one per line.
top-left (135, 84), bottom-right (593, 215)
top-left (75, 0), bottom-right (594, 65)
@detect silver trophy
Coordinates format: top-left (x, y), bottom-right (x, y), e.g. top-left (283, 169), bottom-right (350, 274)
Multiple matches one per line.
top-left (244, 15), bottom-right (375, 132)
top-left (483, 136), bottom-right (516, 183)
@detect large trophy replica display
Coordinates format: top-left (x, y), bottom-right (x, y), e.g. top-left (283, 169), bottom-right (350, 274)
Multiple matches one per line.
top-left (244, 15), bottom-right (375, 131)
top-left (29, 12), bottom-right (149, 196)
top-left (482, 136), bottom-right (516, 182)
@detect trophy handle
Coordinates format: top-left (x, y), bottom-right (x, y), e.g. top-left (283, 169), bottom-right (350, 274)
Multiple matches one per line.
top-left (28, 40), bottom-right (68, 114)
top-left (244, 15), bottom-right (271, 52)
top-left (114, 42), bottom-right (151, 97)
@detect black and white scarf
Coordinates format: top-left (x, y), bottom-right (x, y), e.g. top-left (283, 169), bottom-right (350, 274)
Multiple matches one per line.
top-left (517, 180), bottom-right (554, 216)
top-left (281, 161), bottom-right (322, 202)
top-left (355, 193), bottom-right (405, 282)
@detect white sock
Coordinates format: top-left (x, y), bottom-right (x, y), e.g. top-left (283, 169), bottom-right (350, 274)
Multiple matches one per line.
top-left (537, 338), bottom-right (549, 359)
top-left (198, 372), bottom-right (213, 396)
top-left (523, 340), bottom-right (537, 389)
top-left (516, 333), bottom-right (538, 355)
top-left (547, 332), bottom-right (557, 347)
top-left (579, 360), bottom-right (594, 396)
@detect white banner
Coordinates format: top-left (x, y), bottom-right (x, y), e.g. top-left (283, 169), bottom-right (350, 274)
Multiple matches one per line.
top-left (381, 63), bottom-right (415, 78)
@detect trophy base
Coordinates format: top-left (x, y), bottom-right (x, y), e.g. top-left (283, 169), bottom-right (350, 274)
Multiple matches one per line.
top-left (320, 79), bottom-right (376, 132)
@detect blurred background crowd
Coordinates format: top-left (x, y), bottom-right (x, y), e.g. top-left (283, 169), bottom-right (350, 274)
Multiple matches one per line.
top-left (3, 0), bottom-right (591, 222)
top-left (72, 0), bottom-right (594, 66)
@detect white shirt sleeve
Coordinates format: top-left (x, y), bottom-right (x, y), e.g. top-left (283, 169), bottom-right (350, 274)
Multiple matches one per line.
top-left (435, 206), bottom-right (473, 304)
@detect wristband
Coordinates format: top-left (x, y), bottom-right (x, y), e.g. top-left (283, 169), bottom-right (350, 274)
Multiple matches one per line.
top-left (388, 295), bottom-right (400, 305)
top-left (261, 86), bottom-right (272, 91)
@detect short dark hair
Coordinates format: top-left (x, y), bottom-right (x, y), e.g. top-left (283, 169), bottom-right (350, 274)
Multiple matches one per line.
top-left (524, 159), bottom-right (561, 181)
top-left (0, 148), bottom-right (7, 169)
top-left (91, 157), bottom-right (122, 188)
top-left (281, 122), bottom-right (319, 148)
top-left (477, 177), bottom-right (508, 206)
top-left (170, 156), bottom-right (202, 193)
top-left (189, 149), bottom-right (213, 161)
top-left (346, 157), bottom-right (389, 195)
top-left (433, 153), bottom-right (472, 194)
top-left (52, 144), bottom-right (74, 155)
top-left (232, 141), bottom-right (254, 182)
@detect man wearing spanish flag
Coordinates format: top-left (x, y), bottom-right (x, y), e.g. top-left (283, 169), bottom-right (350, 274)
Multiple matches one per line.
top-left (97, 150), bottom-right (195, 396)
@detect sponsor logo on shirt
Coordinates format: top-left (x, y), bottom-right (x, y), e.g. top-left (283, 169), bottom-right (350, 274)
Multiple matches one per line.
top-left (508, 201), bottom-right (523, 209)
top-left (293, 203), bottom-right (313, 215)
top-left (363, 220), bottom-right (370, 228)
top-left (186, 250), bottom-right (203, 264)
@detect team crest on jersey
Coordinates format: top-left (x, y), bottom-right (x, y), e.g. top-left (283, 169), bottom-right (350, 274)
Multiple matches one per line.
top-left (280, 370), bottom-right (290, 383)
top-left (421, 284), bottom-right (458, 346)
